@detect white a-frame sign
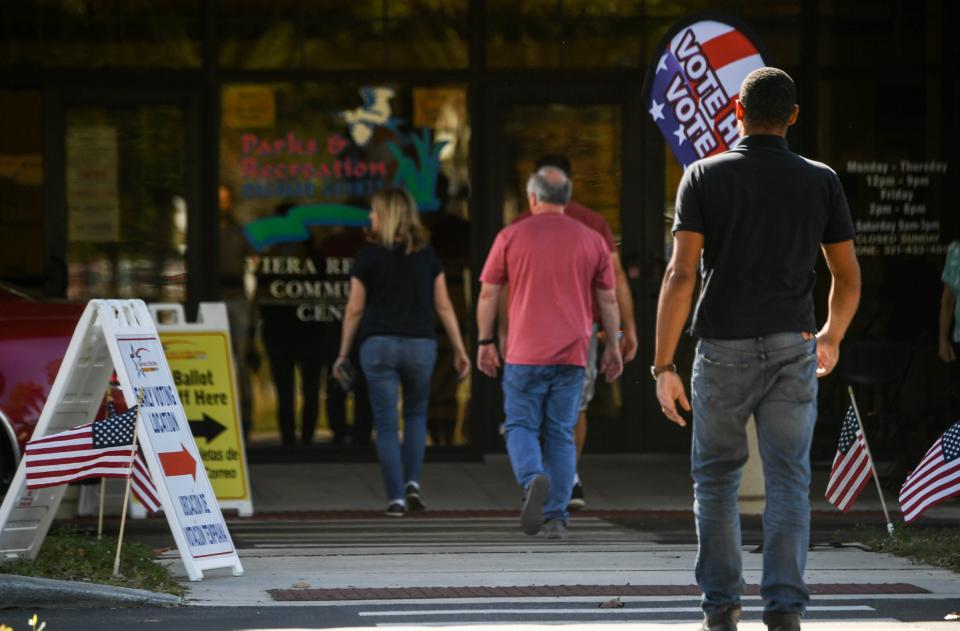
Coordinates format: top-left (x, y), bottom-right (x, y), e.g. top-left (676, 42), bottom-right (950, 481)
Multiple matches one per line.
top-left (0, 300), bottom-right (243, 581)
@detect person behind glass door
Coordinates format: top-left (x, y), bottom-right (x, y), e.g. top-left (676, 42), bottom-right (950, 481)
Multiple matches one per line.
top-left (335, 188), bottom-right (470, 517)
top-left (257, 201), bottom-right (326, 447)
top-left (939, 236), bottom-right (960, 419)
top-left (218, 183), bottom-right (256, 438)
top-left (422, 174), bottom-right (472, 446)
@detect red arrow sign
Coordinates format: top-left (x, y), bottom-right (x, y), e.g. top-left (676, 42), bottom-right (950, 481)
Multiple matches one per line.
top-left (158, 443), bottom-right (197, 481)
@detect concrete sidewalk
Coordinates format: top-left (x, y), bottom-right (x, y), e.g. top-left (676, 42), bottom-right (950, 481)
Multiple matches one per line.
top-left (246, 453), bottom-right (958, 518)
top-left (8, 454), bottom-right (960, 630)
top-left (157, 454), bottom-right (960, 629)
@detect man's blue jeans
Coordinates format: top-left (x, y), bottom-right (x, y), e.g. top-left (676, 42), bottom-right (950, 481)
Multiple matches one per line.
top-left (360, 336), bottom-right (437, 503)
top-left (691, 333), bottom-right (818, 617)
top-left (502, 363), bottom-right (585, 524)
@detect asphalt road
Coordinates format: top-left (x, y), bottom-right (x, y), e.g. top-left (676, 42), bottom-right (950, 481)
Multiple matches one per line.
top-left (9, 596), bottom-right (960, 630)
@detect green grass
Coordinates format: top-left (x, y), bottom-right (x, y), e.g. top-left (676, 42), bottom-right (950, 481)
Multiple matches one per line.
top-left (836, 524), bottom-right (960, 574)
top-left (0, 530), bottom-right (185, 597)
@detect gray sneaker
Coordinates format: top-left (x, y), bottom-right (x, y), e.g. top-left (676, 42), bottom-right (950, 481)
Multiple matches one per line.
top-left (702, 606), bottom-right (741, 631)
top-left (542, 518), bottom-right (568, 539)
top-left (762, 611), bottom-right (801, 631)
top-left (520, 474), bottom-right (549, 535)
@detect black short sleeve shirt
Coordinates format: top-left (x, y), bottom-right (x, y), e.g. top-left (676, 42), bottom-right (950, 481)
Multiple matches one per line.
top-left (351, 242), bottom-right (443, 343)
top-left (673, 134), bottom-right (855, 339)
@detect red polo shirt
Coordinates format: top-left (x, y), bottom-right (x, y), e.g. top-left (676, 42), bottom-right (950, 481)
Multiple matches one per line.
top-left (480, 212), bottom-right (614, 367)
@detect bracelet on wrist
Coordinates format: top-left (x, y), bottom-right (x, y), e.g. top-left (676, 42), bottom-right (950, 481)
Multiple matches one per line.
top-left (477, 338), bottom-right (496, 346)
top-left (650, 362), bottom-right (677, 381)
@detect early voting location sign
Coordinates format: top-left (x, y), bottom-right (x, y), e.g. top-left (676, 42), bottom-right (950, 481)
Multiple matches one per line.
top-left (148, 302), bottom-right (253, 517)
top-left (0, 300), bottom-right (242, 581)
top-left (643, 14), bottom-right (767, 169)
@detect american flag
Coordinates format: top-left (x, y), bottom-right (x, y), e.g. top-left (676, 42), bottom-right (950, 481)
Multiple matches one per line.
top-left (108, 401), bottom-right (161, 513)
top-left (825, 406), bottom-right (874, 511)
top-left (24, 403), bottom-right (161, 514)
top-left (899, 421), bottom-right (960, 523)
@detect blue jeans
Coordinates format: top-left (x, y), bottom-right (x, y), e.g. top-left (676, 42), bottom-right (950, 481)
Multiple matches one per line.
top-left (502, 363), bottom-right (585, 524)
top-left (691, 333), bottom-right (817, 617)
top-left (360, 336), bottom-right (437, 503)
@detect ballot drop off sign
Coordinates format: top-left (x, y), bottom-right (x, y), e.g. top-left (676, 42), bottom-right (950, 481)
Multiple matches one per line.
top-left (161, 332), bottom-right (251, 505)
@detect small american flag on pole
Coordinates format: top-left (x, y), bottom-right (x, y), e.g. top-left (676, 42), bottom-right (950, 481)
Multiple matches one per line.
top-left (24, 404), bottom-right (161, 514)
top-left (107, 400), bottom-right (161, 513)
top-left (899, 420), bottom-right (960, 523)
top-left (825, 405), bottom-right (874, 511)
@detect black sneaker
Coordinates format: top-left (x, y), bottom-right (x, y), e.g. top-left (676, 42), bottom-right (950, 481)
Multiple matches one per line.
top-left (385, 502), bottom-right (405, 517)
top-left (702, 606), bottom-right (741, 631)
top-left (521, 474), bottom-right (549, 535)
top-left (568, 482), bottom-right (586, 511)
top-left (405, 484), bottom-right (426, 512)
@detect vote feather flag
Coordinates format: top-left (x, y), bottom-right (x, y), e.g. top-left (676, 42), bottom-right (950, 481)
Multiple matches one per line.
top-left (642, 16), bottom-right (767, 169)
top-left (825, 406), bottom-right (874, 511)
top-left (24, 404), bottom-right (161, 514)
top-left (899, 420), bottom-right (960, 523)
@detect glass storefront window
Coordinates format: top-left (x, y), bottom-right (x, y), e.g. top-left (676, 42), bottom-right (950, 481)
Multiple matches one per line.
top-left (66, 105), bottom-right (188, 304)
top-left (817, 1), bottom-right (940, 66)
top-left (499, 102), bottom-right (624, 427)
top-left (818, 77), bottom-right (948, 344)
top-left (501, 104), bottom-right (621, 234)
top-left (219, 0), bottom-right (468, 69)
top-left (220, 82), bottom-right (471, 448)
top-left (0, 92), bottom-right (44, 287)
top-left (0, 1), bottom-right (201, 68)
top-left (487, 0), bottom-right (642, 68)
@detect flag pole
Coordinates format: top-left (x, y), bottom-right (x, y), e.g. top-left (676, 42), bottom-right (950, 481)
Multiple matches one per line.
top-left (113, 390), bottom-right (144, 577)
top-left (97, 389), bottom-right (110, 541)
top-left (847, 386), bottom-right (895, 536)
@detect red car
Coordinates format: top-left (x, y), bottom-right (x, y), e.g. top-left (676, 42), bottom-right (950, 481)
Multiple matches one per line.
top-left (0, 283), bottom-right (84, 497)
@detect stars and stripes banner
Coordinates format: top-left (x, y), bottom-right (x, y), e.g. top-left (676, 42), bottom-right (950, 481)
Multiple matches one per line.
top-left (899, 420), bottom-right (960, 523)
top-left (825, 406), bottom-right (874, 512)
top-left (642, 15), bottom-right (767, 170)
top-left (23, 403), bottom-right (161, 514)
top-left (132, 447), bottom-right (161, 513)
top-left (106, 400), bottom-right (161, 513)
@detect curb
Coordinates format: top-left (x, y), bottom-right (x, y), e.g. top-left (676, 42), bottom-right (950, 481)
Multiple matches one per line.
top-left (0, 574), bottom-right (182, 608)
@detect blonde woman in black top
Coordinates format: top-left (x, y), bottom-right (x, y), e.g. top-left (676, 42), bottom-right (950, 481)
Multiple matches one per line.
top-left (336, 188), bottom-right (470, 516)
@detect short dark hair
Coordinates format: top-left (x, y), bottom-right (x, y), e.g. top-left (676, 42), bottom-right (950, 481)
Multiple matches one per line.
top-left (535, 154), bottom-right (572, 177)
top-left (739, 67), bottom-right (796, 128)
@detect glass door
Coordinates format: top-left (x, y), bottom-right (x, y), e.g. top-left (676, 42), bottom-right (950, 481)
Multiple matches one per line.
top-left (59, 91), bottom-right (198, 305)
top-left (485, 86), bottom-right (647, 454)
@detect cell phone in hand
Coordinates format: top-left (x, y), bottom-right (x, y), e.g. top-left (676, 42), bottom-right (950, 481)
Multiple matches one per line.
top-left (334, 361), bottom-right (355, 391)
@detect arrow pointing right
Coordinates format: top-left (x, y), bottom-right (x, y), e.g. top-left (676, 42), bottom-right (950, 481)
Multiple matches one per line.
top-left (188, 413), bottom-right (227, 442)
top-left (159, 444), bottom-right (197, 481)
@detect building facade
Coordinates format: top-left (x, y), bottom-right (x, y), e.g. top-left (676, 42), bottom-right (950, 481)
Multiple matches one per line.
top-left (1, 1), bottom-right (957, 473)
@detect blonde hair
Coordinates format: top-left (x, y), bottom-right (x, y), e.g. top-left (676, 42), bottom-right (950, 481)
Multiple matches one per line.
top-left (369, 187), bottom-right (430, 254)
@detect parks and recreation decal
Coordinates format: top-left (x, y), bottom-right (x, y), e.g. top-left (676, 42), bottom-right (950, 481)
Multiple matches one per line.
top-left (642, 14), bottom-right (767, 170)
top-left (241, 87), bottom-right (446, 252)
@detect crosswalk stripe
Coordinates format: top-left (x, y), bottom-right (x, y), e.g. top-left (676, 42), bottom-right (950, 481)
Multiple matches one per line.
top-left (374, 621), bottom-right (904, 628)
top-left (360, 605), bottom-right (876, 617)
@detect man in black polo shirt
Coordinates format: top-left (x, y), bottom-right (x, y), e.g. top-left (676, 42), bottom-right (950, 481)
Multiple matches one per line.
top-left (652, 68), bottom-right (861, 631)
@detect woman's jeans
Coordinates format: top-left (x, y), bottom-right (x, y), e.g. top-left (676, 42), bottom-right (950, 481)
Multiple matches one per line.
top-left (360, 336), bottom-right (437, 502)
top-left (691, 333), bottom-right (818, 617)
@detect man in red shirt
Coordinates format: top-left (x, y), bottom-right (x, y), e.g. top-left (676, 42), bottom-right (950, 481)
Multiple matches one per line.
top-left (509, 154), bottom-right (639, 510)
top-left (477, 166), bottom-right (623, 539)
